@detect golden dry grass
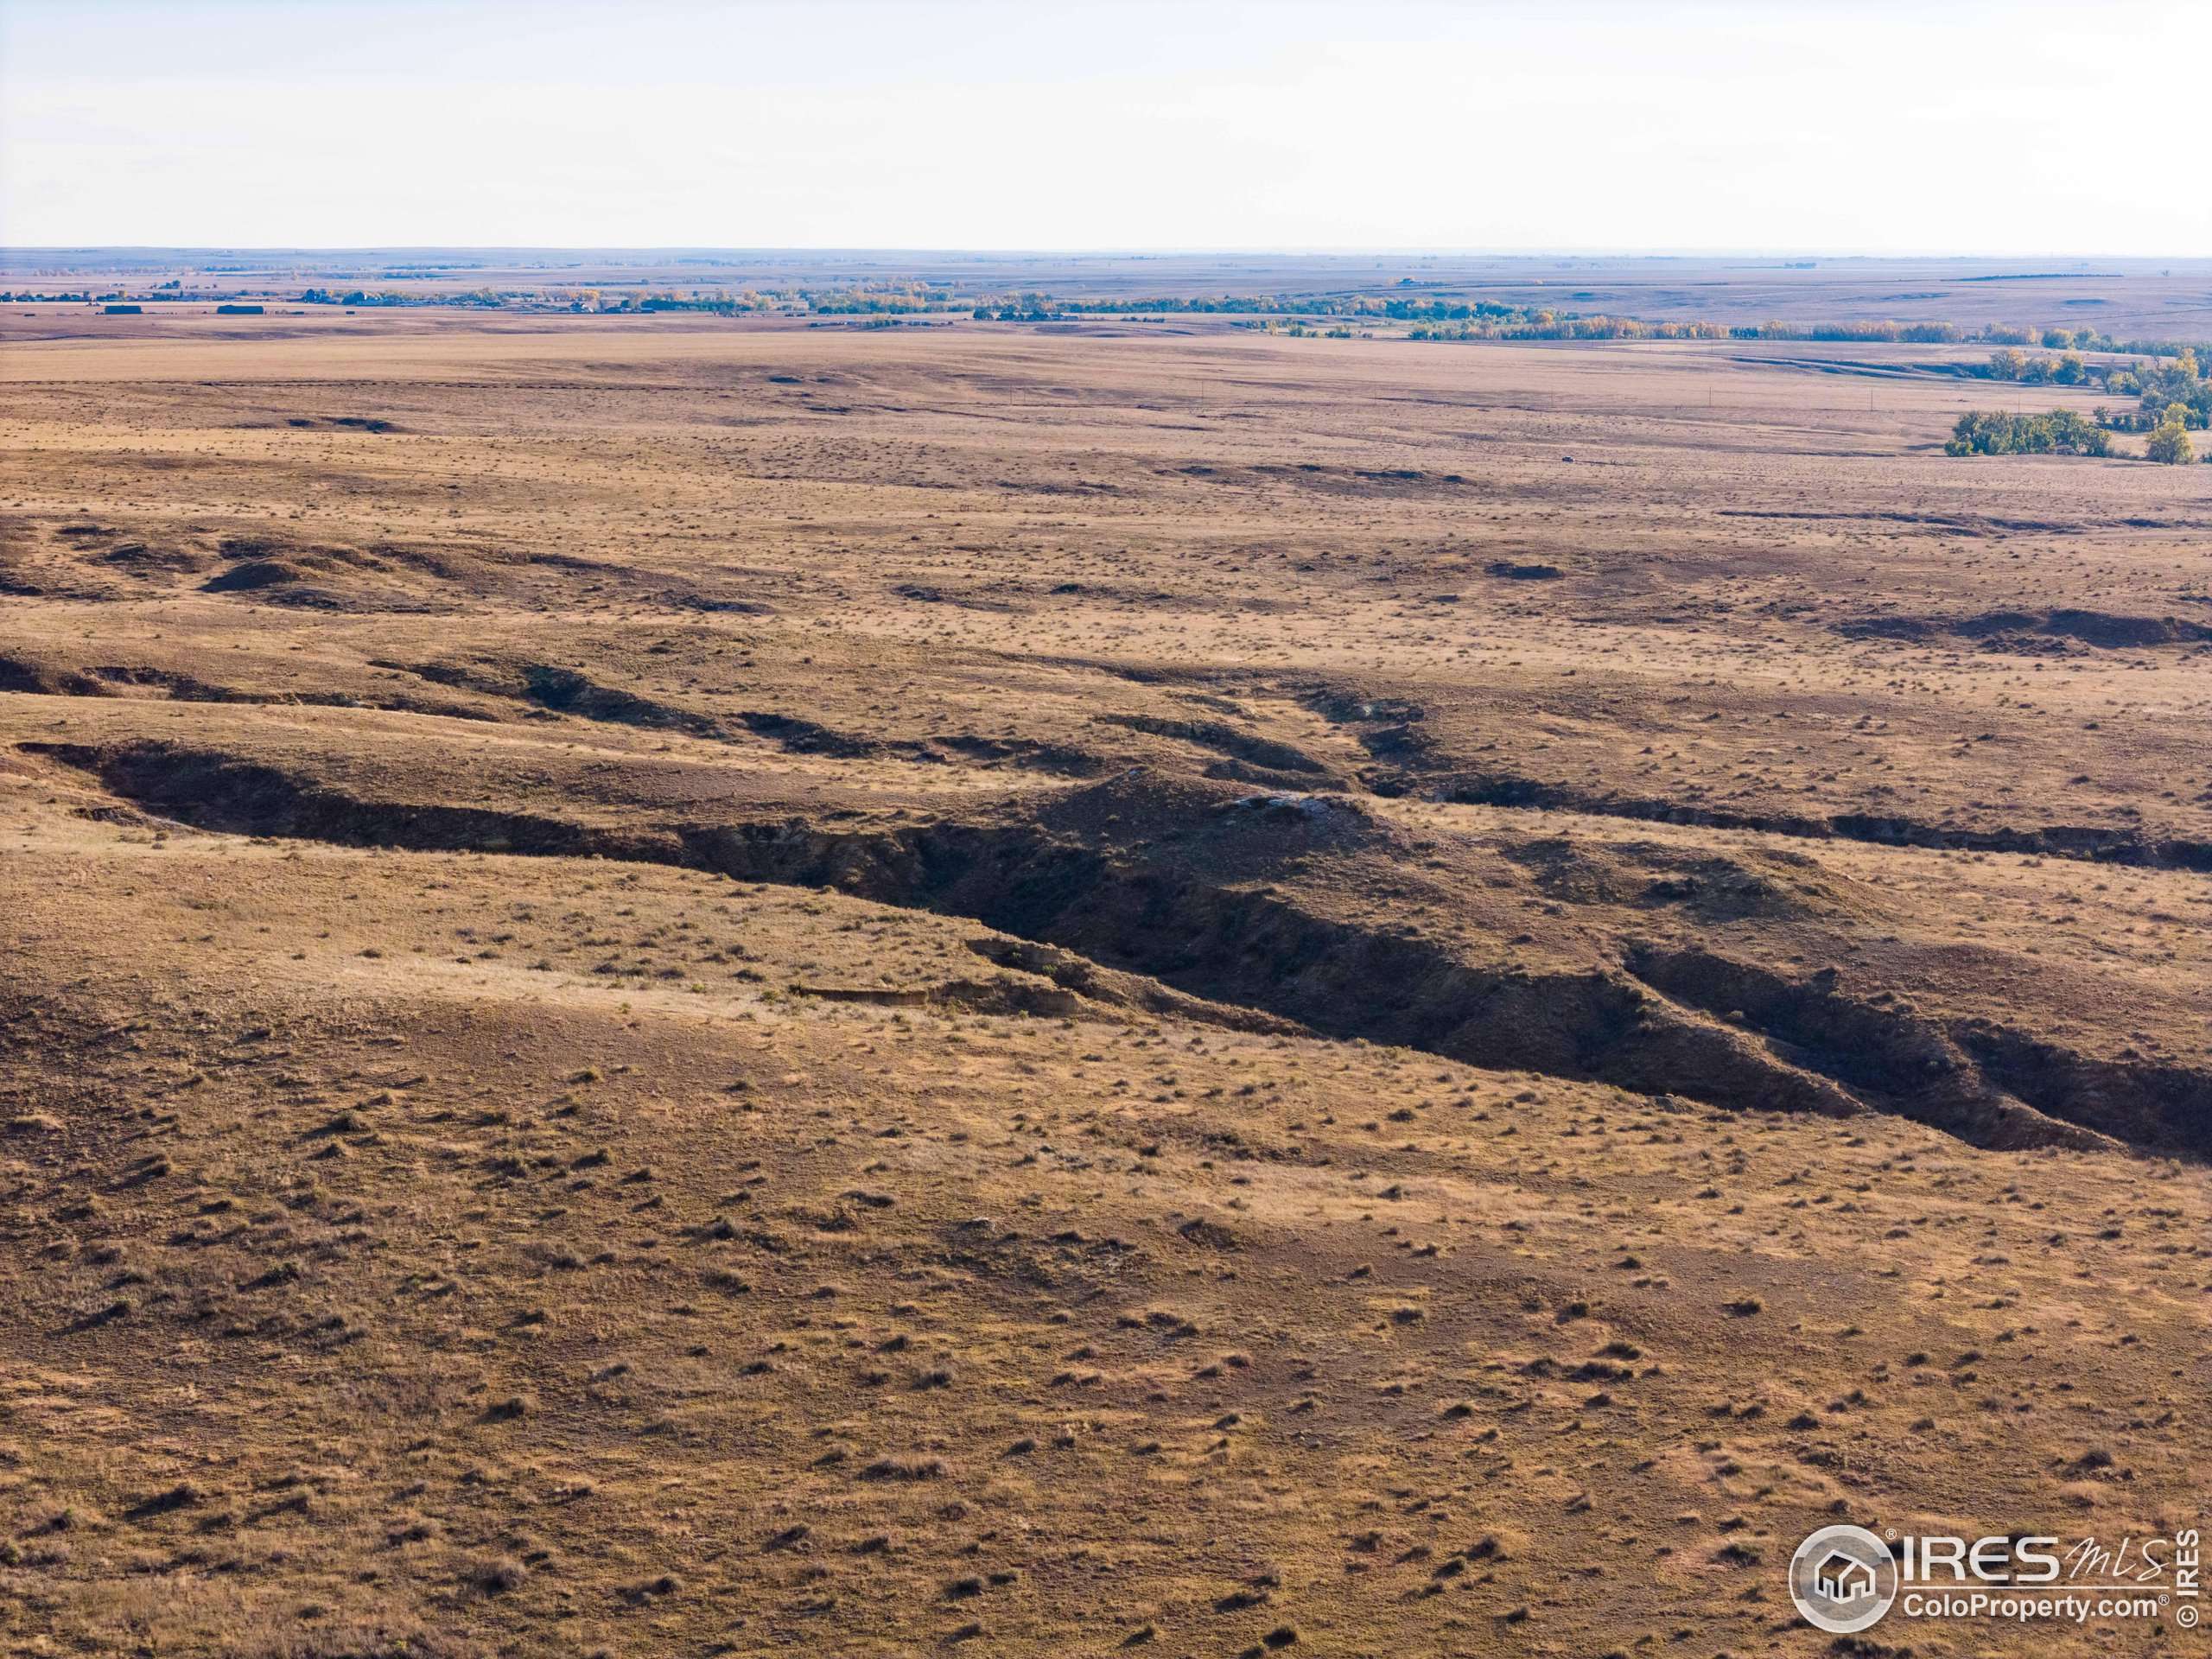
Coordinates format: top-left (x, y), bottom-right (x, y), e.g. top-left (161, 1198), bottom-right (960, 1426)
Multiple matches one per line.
top-left (2, 303), bottom-right (2207, 1656)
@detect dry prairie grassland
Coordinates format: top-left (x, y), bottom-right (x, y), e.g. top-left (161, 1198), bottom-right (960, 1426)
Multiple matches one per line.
top-left (2, 311), bottom-right (2208, 1657)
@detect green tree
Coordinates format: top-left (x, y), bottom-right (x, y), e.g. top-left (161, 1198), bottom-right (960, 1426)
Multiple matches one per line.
top-left (2145, 421), bottom-right (2195, 464)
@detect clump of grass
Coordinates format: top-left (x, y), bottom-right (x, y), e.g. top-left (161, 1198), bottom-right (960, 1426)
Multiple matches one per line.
top-left (859, 1457), bottom-right (945, 1481)
top-left (467, 1555), bottom-right (527, 1594)
top-left (124, 1482), bottom-right (202, 1520)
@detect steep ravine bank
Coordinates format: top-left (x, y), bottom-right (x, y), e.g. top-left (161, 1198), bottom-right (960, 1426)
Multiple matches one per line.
top-left (32, 738), bottom-right (2203, 1156)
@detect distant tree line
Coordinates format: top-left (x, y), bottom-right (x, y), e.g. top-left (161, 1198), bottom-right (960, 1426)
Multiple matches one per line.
top-left (1980, 324), bottom-right (2212, 357)
top-left (1946, 407), bottom-right (2202, 463)
top-left (2099, 349), bottom-right (2209, 433)
top-left (258, 276), bottom-right (2212, 360)
top-left (968, 292), bottom-right (1522, 321)
top-left (1408, 315), bottom-right (1735, 340)
top-left (1979, 344), bottom-right (2206, 458)
top-left (1948, 373), bottom-right (2203, 464)
top-left (299, 285), bottom-right (509, 308)
top-left (244, 281), bottom-right (2212, 373)
top-left (1985, 348), bottom-right (2090, 384)
top-left (1945, 410), bottom-right (2109, 456)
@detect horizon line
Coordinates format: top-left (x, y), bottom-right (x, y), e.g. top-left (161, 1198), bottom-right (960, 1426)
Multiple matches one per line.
top-left (4, 245), bottom-right (2209, 263)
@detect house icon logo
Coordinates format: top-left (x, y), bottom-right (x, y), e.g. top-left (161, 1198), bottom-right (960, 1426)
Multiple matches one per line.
top-left (1815, 1549), bottom-right (1877, 1604)
top-left (1789, 1525), bottom-right (1898, 1634)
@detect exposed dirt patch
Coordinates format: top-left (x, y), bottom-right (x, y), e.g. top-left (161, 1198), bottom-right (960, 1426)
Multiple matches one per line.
top-left (1838, 608), bottom-right (2212, 651)
top-left (201, 557), bottom-right (308, 593)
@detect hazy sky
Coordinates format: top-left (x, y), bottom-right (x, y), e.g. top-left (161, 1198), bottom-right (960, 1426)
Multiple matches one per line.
top-left (5, 0), bottom-right (2209, 254)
